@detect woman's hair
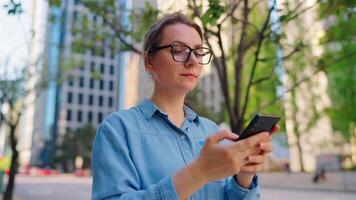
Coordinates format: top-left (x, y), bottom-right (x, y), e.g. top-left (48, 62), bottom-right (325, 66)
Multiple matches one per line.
top-left (143, 12), bottom-right (203, 56)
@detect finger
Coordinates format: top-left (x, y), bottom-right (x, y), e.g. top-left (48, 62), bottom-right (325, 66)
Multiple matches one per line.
top-left (246, 155), bottom-right (265, 164)
top-left (205, 130), bottom-right (238, 145)
top-left (241, 164), bottom-right (264, 173)
top-left (237, 132), bottom-right (269, 149)
top-left (259, 142), bottom-right (274, 154)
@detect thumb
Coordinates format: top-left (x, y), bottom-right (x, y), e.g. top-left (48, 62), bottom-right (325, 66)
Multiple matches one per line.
top-left (205, 130), bottom-right (239, 145)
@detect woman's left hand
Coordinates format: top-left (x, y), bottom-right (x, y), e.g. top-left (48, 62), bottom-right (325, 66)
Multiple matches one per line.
top-left (235, 125), bottom-right (280, 187)
top-left (241, 124), bottom-right (279, 174)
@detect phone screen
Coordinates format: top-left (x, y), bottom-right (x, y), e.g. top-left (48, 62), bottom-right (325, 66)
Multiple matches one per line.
top-left (236, 114), bottom-right (280, 141)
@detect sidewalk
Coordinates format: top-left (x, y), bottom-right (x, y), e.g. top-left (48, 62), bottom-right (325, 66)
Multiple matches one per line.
top-left (259, 172), bottom-right (356, 193)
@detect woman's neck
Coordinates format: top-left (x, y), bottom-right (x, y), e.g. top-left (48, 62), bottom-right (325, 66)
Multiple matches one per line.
top-left (150, 88), bottom-right (186, 127)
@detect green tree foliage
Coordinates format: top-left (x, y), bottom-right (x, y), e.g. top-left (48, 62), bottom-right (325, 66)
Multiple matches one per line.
top-left (319, 0), bottom-right (356, 140)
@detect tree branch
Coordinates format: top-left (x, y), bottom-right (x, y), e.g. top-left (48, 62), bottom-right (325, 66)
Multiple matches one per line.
top-left (241, 0), bottom-right (276, 122)
top-left (79, 0), bottom-right (142, 54)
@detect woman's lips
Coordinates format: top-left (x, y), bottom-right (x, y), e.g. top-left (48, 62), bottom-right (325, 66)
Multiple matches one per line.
top-left (180, 73), bottom-right (197, 79)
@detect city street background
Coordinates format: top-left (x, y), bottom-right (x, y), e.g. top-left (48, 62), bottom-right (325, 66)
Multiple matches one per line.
top-left (5, 172), bottom-right (356, 200)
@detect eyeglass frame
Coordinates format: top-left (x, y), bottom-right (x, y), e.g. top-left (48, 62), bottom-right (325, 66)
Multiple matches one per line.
top-left (148, 43), bottom-right (213, 65)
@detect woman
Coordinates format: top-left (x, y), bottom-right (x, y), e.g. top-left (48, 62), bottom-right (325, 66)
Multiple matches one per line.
top-left (92, 12), bottom-right (278, 200)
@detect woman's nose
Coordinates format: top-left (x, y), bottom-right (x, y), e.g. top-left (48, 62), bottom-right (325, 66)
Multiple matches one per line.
top-left (184, 51), bottom-right (199, 68)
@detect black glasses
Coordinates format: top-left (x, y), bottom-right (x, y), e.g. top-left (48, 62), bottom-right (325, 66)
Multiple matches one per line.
top-left (149, 43), bottom-right (213, 65)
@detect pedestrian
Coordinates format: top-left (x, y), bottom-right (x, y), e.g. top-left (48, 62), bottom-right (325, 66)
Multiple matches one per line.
top-left (312, 167), bottom-right (327, 183)
top-left (92, 12), bottom-right (279, 200)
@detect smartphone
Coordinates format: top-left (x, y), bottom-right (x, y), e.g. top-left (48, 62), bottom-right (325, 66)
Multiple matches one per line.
top-left (236, 114), bottom-right (280, 141)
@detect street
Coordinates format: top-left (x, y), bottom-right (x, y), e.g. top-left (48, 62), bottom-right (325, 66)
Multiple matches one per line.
top-left (11, 175), bottom-right (356, 200)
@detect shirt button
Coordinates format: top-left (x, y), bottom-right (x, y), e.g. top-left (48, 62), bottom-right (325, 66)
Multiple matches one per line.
top-left (180, 135), bottom-right (185, 140)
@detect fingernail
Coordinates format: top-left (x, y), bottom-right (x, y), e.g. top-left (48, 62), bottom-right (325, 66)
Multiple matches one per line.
top-left (232, 134), bottom-right (239, 139)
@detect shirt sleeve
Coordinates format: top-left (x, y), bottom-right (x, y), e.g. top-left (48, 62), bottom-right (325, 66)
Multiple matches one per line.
top-left (92, 118), bottom-right (179, 200)
top-left (223, 175), bottom-right (261, 200)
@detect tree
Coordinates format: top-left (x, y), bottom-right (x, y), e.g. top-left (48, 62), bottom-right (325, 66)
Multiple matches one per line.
top-left (319, 0), bottom-right (356, 168)
top-left (0, 70), bottom-right (29, 200)
top-left (54, 124), bottom-right (96, 172)
top-left (47, 0), bottom-right (354, 171)
top-left (319, 0), bottom-right (356, 140)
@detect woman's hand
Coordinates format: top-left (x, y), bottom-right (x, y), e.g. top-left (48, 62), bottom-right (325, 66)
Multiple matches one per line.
top-left (173, 129), bottom-right (271, 200)
top-left (236, 125), bottom-right (280, 187)
top-left (192, 129), bottom-right (270, 183)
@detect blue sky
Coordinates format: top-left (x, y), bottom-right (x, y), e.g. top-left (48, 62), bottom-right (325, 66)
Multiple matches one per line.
top-left (0, 0), bottom-right (31, 74)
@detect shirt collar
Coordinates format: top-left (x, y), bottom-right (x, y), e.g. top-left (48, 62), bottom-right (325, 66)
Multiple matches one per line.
top-left (138, 99), bottom-right (200, 125)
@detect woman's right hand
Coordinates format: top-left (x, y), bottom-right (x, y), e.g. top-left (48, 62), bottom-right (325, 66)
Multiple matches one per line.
top-left (192, 130), bottom-right (270, 184)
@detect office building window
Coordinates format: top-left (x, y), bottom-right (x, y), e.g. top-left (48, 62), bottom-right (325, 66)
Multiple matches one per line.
top-left (89, 94), bottom-right (94, 106)
top-left (100, 63), bottom-right (105, 74)
top-left (90, 78), bottom-right (94, 89)
top-left (100, 80), bottom-right (104, 90)
top-left (88, 111), bottom-right (93, 122)
top-left (78, 93), bottom-right (83, 105)
top-left (93, 14), bottom-right (97, 23)
top-left (108, 97), bottom-right (113, 107)
top-left (79, 77), bottom-right (84, 87)
top-left (99, 96), bottom-right (103, 106)
top-left (67, 92), bottom-right (73, 103)
top-left (109, 81), bottom-right (114, 91)
top-left (90, 62), bottom-right (95, 72)
top-left (110, 65), bottom-right (114, 75)
top-left (66, 109), bottom-right (72, 121)
top-left (98, 112), bottom-right (103, 123)
top-left (68, 80), bottom-right (74, 86)
top-left (110, 50), bottom-right (115, 59)
top-left (73, 11), bottom-right (78, 22)
top-left (77, 110), bottom-right (82, 122)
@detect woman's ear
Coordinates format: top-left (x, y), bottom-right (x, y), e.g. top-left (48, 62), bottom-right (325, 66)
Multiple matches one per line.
top-left (144, 53), bottom-right (154, 73)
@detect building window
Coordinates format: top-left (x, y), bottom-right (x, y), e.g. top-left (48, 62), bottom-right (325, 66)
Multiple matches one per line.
top-left (78, 93), bottom-right (83, 105)
top-left (73, 11), bottom-right (78, 22)
top-left (98, 112), bottom-right (103, 123)
top-left (109, 81), bottom-right (114, 91)
top-left (79, 77), bottom-right (84, 87)
top-left (110, 65), bottom-right (114, 75)
top-left (66, 109), bottom-right (72, 121)
top-left (108, 97), bottom-right (113, 107)
top-left (68, 80), bottom-right (74, 86)
top-left (99, 96), bottom-right (103, 106)
top-left (90, 78), bottom-right (94, 89)
top-left (88, 111), bottom-right (93, 122)
top-left (90, 62), bottom-right (95, 72)
top-left (89, 94), bottom-right (93, 105)
top-left (77, 110), bottom-right (82, 122)
top-left (100, 80), bottom-right (104, 90)
top-left (93, 14), bottom-right (97, 23)
top-left (110, 50), bottom-right (115, 59)
top-left (100, 63), bottom-right (105, 74)
top-left (67, 92), bottom-right (73, 103)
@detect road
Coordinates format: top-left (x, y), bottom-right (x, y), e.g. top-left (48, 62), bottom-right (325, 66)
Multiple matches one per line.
top-left (12, 175), bottom-right (356, 200)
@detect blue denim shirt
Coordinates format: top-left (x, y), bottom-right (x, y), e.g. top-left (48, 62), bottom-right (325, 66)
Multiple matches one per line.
top-left (92, 99), bottom-right (260, 200)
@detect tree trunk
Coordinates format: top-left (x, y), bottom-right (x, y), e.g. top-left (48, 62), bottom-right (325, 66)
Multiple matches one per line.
top-left (3, 125), bottom-right (19, 200)
top-left (295, 136), bottom-right (305, 172)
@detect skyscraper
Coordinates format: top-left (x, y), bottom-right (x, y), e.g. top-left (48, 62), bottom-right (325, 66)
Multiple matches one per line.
top-left (19, 0), bottom-right (129, 167)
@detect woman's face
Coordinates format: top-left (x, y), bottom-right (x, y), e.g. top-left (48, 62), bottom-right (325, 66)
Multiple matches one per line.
top-left (146, 23), bottom-right (203, 95)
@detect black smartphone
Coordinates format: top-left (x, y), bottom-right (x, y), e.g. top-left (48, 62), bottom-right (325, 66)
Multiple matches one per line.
top-left (236, 114), bottom-right (280, 141)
